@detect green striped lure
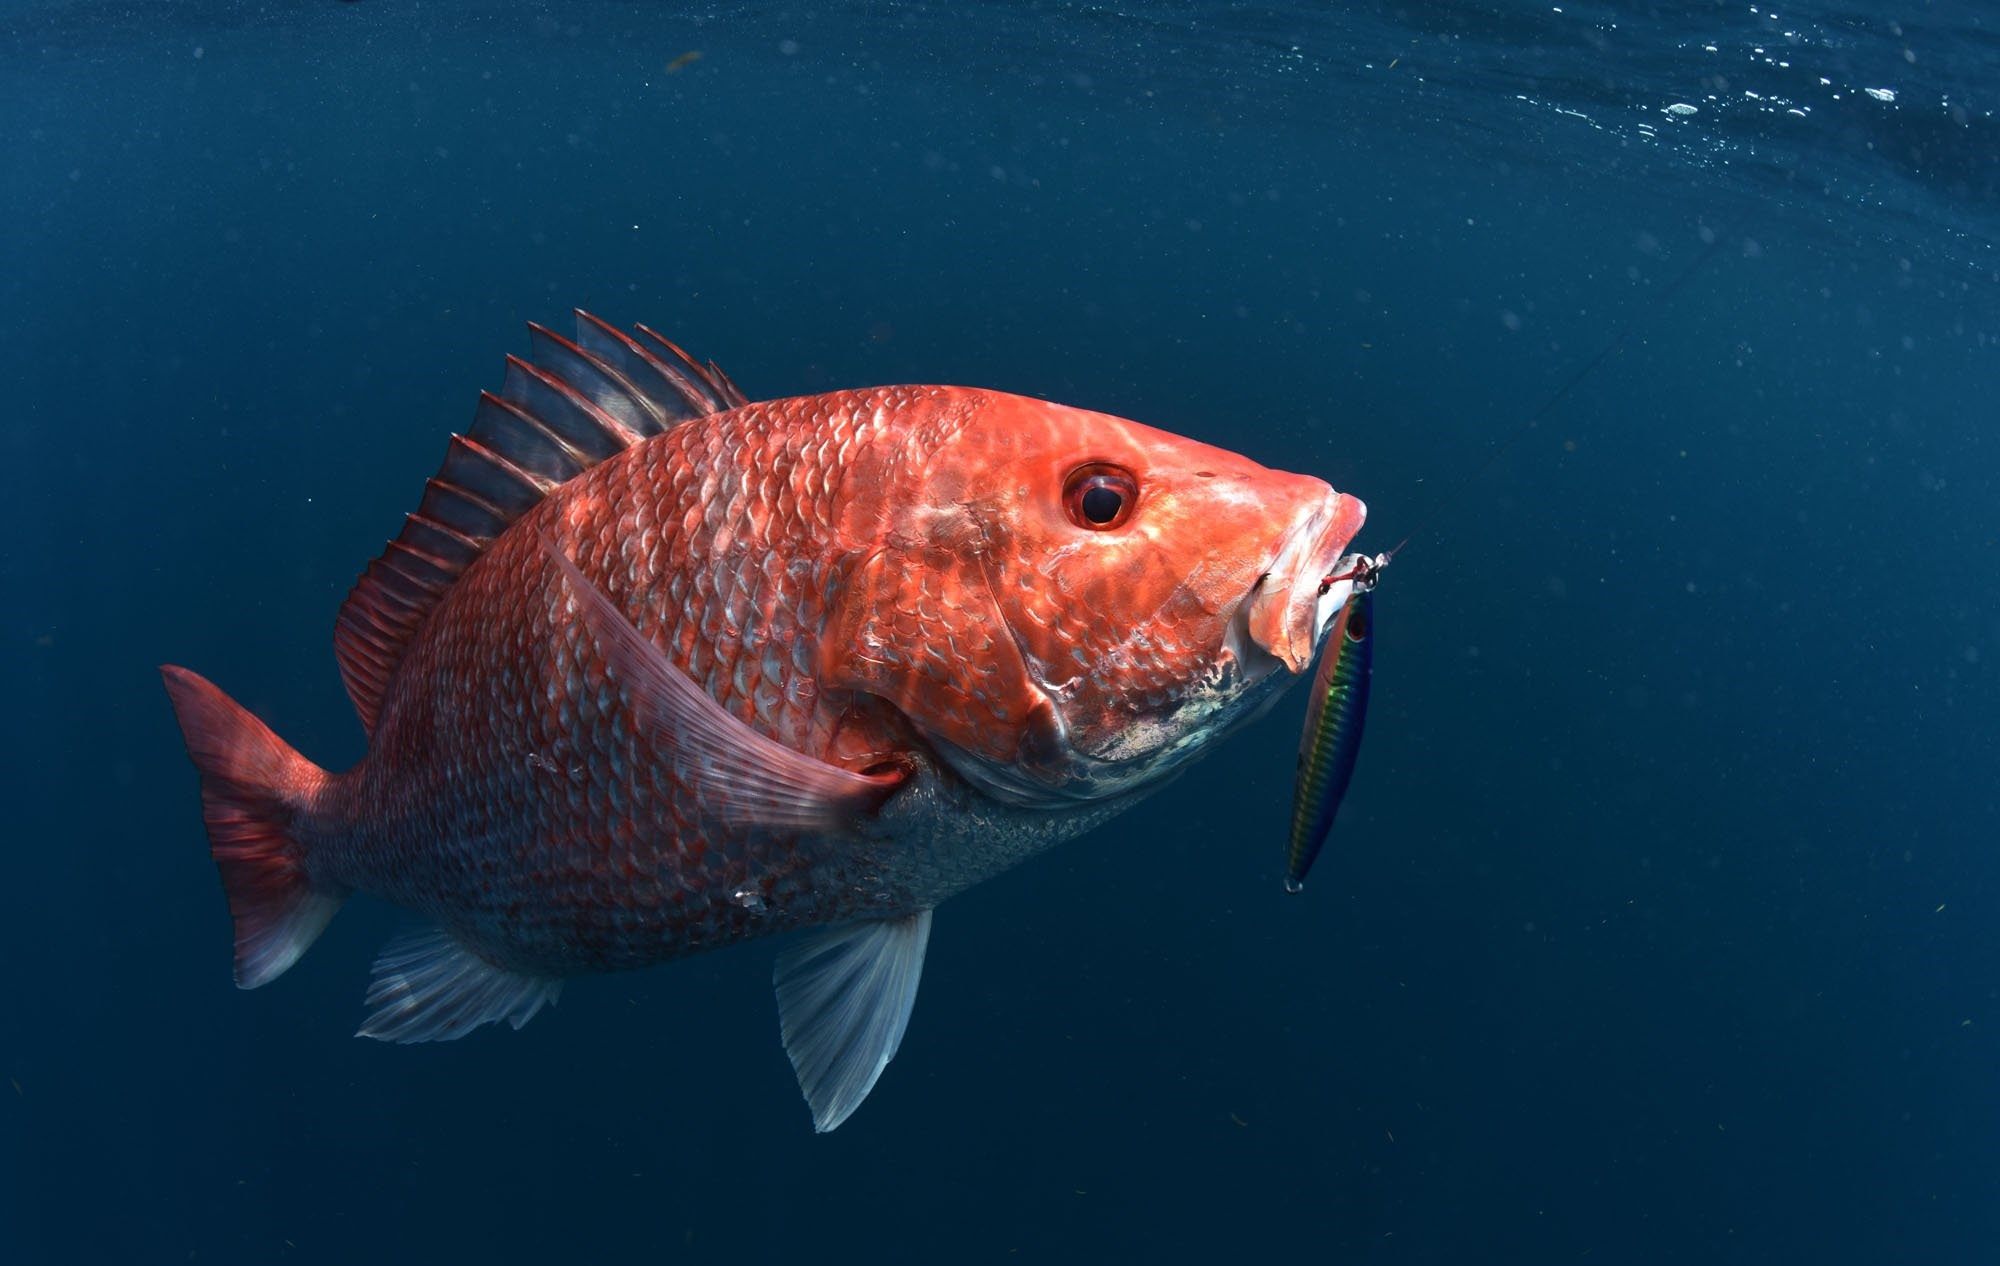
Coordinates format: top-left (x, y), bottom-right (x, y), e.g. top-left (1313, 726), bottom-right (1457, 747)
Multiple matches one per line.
top-left (1286, 550), bottom-right (1389, 894)
top-left (1278, 232), bottom-right (1729, 894)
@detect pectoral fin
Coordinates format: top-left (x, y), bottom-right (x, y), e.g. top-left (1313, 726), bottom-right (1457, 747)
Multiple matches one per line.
top-left (546, 541), bottom-right (901, 832)
top-left (774, 912), bottom-right (934, 1133)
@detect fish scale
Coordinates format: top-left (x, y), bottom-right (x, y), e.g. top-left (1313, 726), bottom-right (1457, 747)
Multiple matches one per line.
top-left (161, 313), bottom-right (1364, 1129)
top-left (332, 393), bottom-right (911, 971)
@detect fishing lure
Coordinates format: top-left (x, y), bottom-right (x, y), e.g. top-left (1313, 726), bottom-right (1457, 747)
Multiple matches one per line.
top-left (1281, 230), bottom-right (1728, 895)
top-left (1286, 551), bottom-right (1388, 893)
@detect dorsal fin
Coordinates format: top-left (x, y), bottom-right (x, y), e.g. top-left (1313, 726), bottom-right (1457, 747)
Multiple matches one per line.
top-left (333, 312), bottom-right (744, 735)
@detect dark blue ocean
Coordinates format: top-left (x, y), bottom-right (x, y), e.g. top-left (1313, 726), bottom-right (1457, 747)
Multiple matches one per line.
top-left (4, 2), bottom-right (1996, 1261)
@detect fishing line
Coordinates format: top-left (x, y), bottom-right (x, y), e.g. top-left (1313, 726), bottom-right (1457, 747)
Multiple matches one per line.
top-left (1288, 228), bottom-right (1730, 894)
top-left (1354, 226), bottom-right (1731, 573)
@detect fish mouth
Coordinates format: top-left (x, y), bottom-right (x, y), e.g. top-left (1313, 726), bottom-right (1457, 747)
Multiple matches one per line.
top-left (1241, 490), bottom-right (1367, 674)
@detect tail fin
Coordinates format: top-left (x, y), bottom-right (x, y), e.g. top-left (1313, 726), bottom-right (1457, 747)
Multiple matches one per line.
top-left (160, 665), bottom-right (342, 989)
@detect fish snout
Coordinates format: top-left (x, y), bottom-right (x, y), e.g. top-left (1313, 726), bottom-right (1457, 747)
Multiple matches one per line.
top-left (1243, 490), bottom-right (1367, 674)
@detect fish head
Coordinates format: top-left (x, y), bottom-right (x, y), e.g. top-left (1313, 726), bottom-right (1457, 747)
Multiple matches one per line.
top-left (825, 389), bottom-right (1365, 808)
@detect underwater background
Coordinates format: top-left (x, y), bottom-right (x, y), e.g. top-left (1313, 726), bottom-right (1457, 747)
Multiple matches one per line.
top-left (3, 1), bottom-right (1995, 1261)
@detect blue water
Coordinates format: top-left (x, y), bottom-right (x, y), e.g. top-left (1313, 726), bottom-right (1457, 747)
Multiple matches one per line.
top-left (5, 2), bottom-right (1996, 1261)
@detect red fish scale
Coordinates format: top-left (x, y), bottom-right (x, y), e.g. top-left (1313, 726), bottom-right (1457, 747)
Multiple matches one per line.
top-left (313, 388), bottom-right (938, 975)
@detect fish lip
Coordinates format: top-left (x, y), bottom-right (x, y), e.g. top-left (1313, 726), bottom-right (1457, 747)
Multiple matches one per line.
top-left (1243, 491), bottom-right (1367, 674)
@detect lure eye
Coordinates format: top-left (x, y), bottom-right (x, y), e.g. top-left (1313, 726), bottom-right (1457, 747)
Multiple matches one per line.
top-left (1063, 465), bottom-right (1137, 530)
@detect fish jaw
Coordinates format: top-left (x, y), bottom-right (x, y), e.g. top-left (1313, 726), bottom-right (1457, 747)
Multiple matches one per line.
top-left (1243, 490), bottom-right (1368, 674)
top-left (956, 480), bottom-right (1366, 807)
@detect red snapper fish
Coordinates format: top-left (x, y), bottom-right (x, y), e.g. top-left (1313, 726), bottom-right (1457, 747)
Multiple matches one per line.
top-left (162, 313), bottom-right (1365, 1130)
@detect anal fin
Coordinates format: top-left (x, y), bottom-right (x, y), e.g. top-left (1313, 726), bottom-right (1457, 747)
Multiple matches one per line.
top-left (357, 927), bottom-right (562, 1043)
top-left (774, 911), bottom-right (933, 1133)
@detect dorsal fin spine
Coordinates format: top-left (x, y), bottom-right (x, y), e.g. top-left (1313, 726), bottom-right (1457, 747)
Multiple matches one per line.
top-left (634, 325), bottom-right (732, 412)
top-left (527, 325), bottom-right (666, 437)
top-left (331, 314), bottom-right (746, 735)
top-left (380, 541), bottom-right (453, 588)
top-left (707, 361), bottom-right (751, 409)
top-left (417, 478), bottom-right (509, 539)
top-left (504, 350), bottom-right (643, 456)
top-left (397, 514), bottom-right (483, 572)
top-left (439, 434), bottom-right (550, 511)
top-left (587, 315), bottom-right (720, 420)
top-left (471, 391), bottom-right (588, 483)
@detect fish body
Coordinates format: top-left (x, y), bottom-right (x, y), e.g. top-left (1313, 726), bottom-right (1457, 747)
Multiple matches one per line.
top-left (162, 313), bottom-right (1365, 1128)
top-left (1285, 553), bottom-right (1382, 893)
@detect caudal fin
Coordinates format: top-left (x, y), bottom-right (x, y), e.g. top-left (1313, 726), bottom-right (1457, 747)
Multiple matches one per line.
top-left (160, 665), bottom-right (342, 988)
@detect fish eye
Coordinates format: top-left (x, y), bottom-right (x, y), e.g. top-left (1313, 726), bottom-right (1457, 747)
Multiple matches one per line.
top-left (1063, 465), bottom-right (1137, 530)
